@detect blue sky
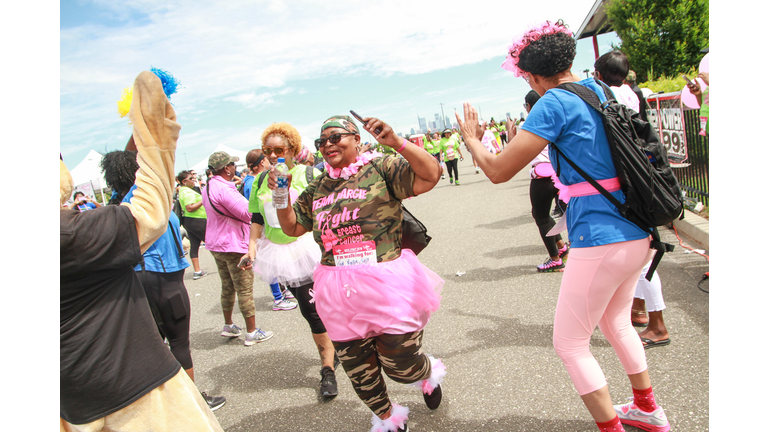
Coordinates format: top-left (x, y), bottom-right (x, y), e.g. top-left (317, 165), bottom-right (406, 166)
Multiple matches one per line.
top-left (60, 0), bottom-right (621, 172)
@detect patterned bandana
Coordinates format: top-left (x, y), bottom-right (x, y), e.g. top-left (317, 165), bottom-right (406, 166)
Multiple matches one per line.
top-left (321, 115), bottom-right (359, 134)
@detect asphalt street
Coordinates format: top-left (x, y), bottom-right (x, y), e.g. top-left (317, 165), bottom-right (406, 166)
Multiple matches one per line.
top-left (184, 157), bottom-right (709, 432)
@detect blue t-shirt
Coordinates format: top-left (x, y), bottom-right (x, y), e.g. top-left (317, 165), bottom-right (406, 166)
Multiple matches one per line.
top-left (123, 185), bottom-right (190, 273)
top-left (521, 78), bottom-right (649, 248)
top-left (241, 175), bottom-right (255, 200)
top-left (75, 202), bottom-right (97, 212)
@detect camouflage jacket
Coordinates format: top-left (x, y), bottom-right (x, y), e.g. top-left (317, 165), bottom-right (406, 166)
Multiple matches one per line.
top-left (293, 155), bottom-right (414, 266)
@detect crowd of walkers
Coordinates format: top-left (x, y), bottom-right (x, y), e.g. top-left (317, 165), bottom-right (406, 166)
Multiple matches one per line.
top-left (61, 18), bottom-right (679, 432)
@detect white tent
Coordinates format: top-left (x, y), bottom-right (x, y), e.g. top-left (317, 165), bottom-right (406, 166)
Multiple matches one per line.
top-left (190, 144), bottom-right (250, 174)
top-left (67, 149), bottom-right (109, 205)
top-left (69, 149), bottom-right (107, 189)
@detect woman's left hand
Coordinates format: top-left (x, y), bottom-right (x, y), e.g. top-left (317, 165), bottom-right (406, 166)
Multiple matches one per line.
top-left (360, 117), bottom-right (400, 149)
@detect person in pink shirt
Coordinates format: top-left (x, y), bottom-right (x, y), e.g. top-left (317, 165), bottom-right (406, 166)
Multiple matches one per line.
top-left (202, 151), bottom-right (274, 347)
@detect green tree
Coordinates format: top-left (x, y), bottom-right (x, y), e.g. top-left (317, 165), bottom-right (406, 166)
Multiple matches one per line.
top-left (605, 0), bottom-right (708, 82)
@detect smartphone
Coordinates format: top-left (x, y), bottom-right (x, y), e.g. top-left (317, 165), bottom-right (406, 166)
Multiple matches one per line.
top-left (350, 110), bottom-right (382, 134)
top-left (682, 74), bottom-right (693, 85)
top-left (238, 256), bottom-right (252, 267)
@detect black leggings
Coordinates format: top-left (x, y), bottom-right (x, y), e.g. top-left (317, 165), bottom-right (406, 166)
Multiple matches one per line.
top-left (445, 158), bottom-right (459, 180)
top-left (287, 281), bottom-right (327, 334)
top-left (138, 269), bottom-right (193, 370)
top-left (529, 176), bottom-right (563, 258)
top-left (182, 217), bottom-right (206, 259)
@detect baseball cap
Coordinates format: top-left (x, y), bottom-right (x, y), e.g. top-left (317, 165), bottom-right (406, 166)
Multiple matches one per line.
top-left (208, 151), bottom-right (239, 171)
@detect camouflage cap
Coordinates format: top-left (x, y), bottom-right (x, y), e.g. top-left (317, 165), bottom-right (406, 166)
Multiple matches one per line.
top-left (626, 70), bottom-right (637, 83)
top-left (321, 115), bottom-right (359, 134)
top-left (208, 151), bottom-right (239, 171)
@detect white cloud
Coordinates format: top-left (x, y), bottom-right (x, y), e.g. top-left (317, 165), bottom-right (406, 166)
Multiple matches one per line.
top-left (61, 0), bottom-right (600, 163)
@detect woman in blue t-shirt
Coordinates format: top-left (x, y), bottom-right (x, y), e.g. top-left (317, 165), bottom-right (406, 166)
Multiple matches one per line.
top-left (456, 20), bottom-right (670, 432)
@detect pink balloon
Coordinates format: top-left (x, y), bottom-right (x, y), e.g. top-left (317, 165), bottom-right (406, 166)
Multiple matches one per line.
top-left (699, 53), bottom-right (709, 74)
top-left (681, 78), bottom-right (708, 109)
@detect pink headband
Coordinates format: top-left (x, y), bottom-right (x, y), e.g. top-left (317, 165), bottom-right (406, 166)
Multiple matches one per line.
top-left (501, 20), bottom-right (573, 77)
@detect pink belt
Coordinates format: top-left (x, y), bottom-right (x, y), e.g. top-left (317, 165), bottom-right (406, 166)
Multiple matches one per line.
top-left (567, 177), bottom-right (621, 197)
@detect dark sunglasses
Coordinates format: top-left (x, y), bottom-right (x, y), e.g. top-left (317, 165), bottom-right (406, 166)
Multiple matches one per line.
top-left (262, 146), bottom-right (286, 156)
top-left (315, 133), bottom-right (355, 150)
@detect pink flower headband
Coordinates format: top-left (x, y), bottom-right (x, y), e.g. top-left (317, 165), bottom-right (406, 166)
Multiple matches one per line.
top-left (501, 20), bottom-right (573, 77)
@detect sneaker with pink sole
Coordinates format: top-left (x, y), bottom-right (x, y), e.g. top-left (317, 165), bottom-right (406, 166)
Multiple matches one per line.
top-left (614, 398), bottom-right (670, 432)
top-left (537, 257), bottom-right (564, 272)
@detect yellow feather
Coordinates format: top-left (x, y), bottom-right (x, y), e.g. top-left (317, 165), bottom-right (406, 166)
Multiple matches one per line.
top-left (117, 86), bottom-right (133, 118)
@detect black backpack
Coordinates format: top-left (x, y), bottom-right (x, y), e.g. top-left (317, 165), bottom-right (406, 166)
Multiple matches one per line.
top-left (172, 197), bottom-right (184, 224)
top-left (551, 80), bottom-right (685, 280)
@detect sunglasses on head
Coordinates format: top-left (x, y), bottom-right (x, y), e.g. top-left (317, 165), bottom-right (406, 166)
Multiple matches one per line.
top-left (262, 146), bottom-right (286, 156)
top-left (315, 133), bottom-right (355, 151)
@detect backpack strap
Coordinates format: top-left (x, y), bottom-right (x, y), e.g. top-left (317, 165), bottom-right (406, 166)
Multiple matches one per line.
top-left (256, 171), bottom-right (269, 190)
top-left (556, 81), bottom-right (615, 113)
top-left (204, 182), bottom-right (240, 222)
top-left (168, 220), bottom-right (185, 259)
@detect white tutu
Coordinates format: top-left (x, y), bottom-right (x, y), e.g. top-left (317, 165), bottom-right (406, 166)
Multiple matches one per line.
top-left (254, 233), bottom-right (321, 288)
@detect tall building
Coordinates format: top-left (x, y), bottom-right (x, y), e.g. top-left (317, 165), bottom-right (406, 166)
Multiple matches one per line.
top-left (417, 115), bottom-right (427, 133)
top-left (410, 127), bottom-right (415, 135)
top-left (434, 113), bottom-right (443, 131)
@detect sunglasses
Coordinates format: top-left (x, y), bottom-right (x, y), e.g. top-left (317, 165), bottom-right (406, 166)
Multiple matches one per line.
top-left (262, 146), bottom-right (286, 156)
top-left (315, 133), bottom-right (355, 151)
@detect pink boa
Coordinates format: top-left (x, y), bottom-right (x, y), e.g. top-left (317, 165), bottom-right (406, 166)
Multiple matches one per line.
top-left (325, 151), bottom-right (383, 180)
top-left (501, 20), bottom-right (573, 77)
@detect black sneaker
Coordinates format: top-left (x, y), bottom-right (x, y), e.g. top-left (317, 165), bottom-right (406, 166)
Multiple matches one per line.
top-left (201, 391), bottom-right (226, 411)
top-left (423, 384), bottom-right (442, 410)
top-left (320, 366), bottom-right (338, 398)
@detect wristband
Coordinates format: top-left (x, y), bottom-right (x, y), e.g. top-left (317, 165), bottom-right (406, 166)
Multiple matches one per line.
top-left (396, 138), bottom-right (407, 153)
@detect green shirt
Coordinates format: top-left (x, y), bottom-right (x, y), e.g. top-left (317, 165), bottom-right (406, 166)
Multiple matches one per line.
top-left (248, 163), bottom-right (321, 244)
top-left (439, 135), bottom-right (461, 160)
top-left (178, 186), bottom-right (206, 219)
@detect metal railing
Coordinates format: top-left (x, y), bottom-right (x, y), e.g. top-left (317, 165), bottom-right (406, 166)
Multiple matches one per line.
top-left (674, 109), bottom-right (709, 207)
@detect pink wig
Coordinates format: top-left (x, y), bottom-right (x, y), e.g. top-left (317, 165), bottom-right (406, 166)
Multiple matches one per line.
top-left (501, 20), bottom-right (573, 77)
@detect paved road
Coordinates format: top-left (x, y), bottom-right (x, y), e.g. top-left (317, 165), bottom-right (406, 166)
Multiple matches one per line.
top-left (185, 158), bottom-right (709, 432)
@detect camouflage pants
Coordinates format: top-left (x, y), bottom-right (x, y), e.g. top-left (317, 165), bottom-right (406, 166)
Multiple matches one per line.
top-left (333, 330), bottom-right (432, 417)
top-left (211, 251), bottom-right (255, 318)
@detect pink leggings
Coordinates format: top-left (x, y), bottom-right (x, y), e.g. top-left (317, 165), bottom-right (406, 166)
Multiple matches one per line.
top-left (553, 238), bottom-right (652, 395)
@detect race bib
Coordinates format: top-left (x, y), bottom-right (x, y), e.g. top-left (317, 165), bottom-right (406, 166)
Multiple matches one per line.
top-left (445, 146), bottom-right (455, 159)
top-left (332, 241), bottom-right (377, 267)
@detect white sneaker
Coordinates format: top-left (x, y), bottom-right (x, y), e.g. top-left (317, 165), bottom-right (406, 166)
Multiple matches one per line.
top-left (614, 398), bottom-right (670, 432)
top-left (273, 299), bottom-right (298, 311)
top-left (244, 328), bottom-right (274, 346)
top-left (221, 324), bottom-right (242, 338)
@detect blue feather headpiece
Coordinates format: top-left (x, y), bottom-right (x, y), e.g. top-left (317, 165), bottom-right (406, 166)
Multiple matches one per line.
top-left (150, 67), bottom-right (181, 99)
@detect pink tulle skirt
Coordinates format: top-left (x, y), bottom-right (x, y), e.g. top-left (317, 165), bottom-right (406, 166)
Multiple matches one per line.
top-left (312, 249), bottom-right (444, 342)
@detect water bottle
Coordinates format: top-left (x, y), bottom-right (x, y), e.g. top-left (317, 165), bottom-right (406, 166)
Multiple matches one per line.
top-left (272, 157), bottom-right (290, 209)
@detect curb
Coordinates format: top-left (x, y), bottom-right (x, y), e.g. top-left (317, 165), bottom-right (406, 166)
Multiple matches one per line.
top-left (671, 209), bottom-right (709, 250)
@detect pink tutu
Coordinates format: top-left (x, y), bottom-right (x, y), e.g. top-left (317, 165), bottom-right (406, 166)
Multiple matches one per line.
top-left (312, 249), bottom-right (444, 342)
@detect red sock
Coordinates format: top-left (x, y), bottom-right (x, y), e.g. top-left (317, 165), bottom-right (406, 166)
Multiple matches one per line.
top-left (596, 415), bottom-right (624, 431)
top-left (632, 386), bottom-right (659, 413)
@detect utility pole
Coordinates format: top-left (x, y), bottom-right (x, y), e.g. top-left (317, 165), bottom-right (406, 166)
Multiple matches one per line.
top-left (184, 153), bottom-right (189, 169)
